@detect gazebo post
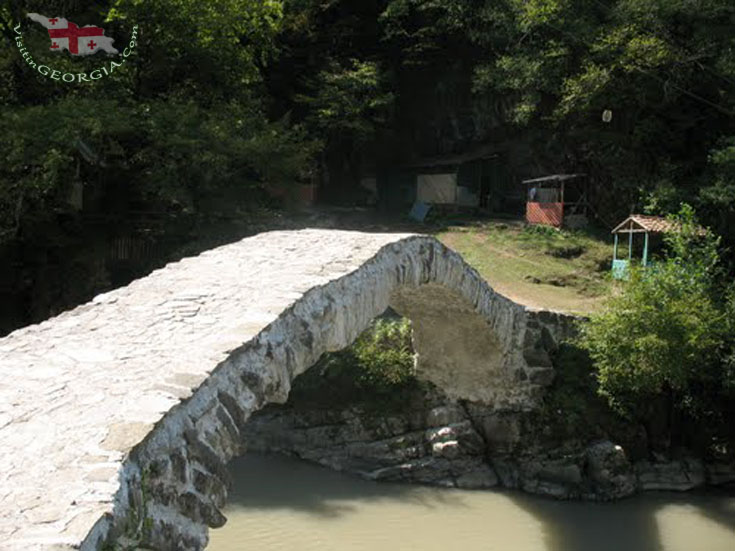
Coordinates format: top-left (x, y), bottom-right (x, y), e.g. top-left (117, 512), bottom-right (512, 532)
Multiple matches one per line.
top-left (628, 230), bottom-right (633, 262)
top-left (613, 234), bottom-right (619, 260)
top-left (643, 231), bottom-right (649, 267)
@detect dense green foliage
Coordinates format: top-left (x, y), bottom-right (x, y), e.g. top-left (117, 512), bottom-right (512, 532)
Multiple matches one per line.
top-left (287, 317), bottom-right (419, 411)
top-left (578, 206), bottom-right (735, 450)
top-left (351, 317), bottom-right (415, 389)
top-left (532, 342), bottom-right (652, 459)
top-left (271, 0), bottom-right (735, 240)
top-left (316, 317), bottom-right (415, 392)
top-left (4, 0), bottom-right (735, 241)
top-left (5, 0), bottom-right (735, 238)
top-left (0, 0), bottom-right (314, 244)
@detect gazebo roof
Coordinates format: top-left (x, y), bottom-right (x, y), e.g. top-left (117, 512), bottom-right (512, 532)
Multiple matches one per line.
top-left (612, 214), bottom-right (688, 234)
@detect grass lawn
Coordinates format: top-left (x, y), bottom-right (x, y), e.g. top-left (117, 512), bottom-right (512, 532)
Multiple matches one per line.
top-left (435, 220), bottom-right (615, 314)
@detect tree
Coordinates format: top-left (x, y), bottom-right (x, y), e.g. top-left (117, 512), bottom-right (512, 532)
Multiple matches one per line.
top-left (0, 0), bottom-right (321, 242)
top-left (0, 0), bottom-right (321, 333)
top-left (698, 137), bottom-right (735, 250)
top-left (373, 0), bottom-right (735, 206)
top-left (296, 58), bottom-right (393, 200)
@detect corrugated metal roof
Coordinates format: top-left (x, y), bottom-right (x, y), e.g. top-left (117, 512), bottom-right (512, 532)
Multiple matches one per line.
top-left (400, 144), bottom-right (500, 169)
top-left (522, 173), bottom-right (586, 185)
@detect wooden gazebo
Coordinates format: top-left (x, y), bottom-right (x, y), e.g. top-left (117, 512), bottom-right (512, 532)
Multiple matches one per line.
top-left (610, 214), bottom-right (681, 279)
top-left (522, 174), bottom-right (589, 228)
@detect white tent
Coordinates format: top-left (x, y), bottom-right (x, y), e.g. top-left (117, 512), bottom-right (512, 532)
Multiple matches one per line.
top-left (416, 173), bottom-right (478, 206)
top-left (417, 173), bottom-right (456, 203)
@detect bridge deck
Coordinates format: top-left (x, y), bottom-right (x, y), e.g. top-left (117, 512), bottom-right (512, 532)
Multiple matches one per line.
top-left (0, 230), bottom-right (416, 549)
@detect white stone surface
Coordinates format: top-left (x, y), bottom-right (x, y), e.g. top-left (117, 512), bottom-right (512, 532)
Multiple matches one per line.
top-left (0, 229), bottom-right (551, 550)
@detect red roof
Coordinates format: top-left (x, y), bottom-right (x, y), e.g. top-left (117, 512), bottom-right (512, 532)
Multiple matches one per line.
top-left (612, 214), bottom-right (705, 234)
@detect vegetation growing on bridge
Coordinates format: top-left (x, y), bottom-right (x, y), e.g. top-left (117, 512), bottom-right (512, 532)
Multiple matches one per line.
top-left (287, 317), bottom-right (423, 411)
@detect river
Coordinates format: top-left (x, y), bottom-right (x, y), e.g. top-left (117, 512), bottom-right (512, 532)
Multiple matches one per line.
top-left (207, 453), bottom-right (735, 551)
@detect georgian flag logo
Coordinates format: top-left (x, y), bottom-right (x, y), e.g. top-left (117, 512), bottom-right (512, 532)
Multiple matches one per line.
top-left (27, 13), bottom-right (119, 55)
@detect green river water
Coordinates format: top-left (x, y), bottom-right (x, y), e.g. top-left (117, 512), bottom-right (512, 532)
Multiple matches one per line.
top-left (207, 453), bottom-right (735, 551)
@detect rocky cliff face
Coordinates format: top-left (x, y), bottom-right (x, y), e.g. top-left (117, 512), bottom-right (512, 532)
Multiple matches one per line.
top-left (241, 389), bottom-right (632, 499)
top-left (243, 388), bottom-right (498, 490)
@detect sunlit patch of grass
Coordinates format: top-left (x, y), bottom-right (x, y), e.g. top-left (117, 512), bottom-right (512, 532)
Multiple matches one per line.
top-left (435, 221), bottom-right (614, 314)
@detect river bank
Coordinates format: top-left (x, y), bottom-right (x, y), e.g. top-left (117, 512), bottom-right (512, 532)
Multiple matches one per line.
top-left (243, 387), bottom-right (735, 501)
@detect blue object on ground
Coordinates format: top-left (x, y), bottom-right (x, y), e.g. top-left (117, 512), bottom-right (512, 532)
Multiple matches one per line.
top-left (409, 201), bottom-right (431, 222)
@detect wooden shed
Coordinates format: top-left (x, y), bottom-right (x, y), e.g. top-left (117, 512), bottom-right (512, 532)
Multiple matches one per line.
top-left (364, 145), bottom-right (511, 212)
top-left (522, 174), bottom-right (589, 228)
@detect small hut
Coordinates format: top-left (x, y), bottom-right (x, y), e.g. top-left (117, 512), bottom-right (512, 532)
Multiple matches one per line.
top-left (522, 174), bottom-right (589, 228)
top-left (363, 146), bottom-right (508, 212)
top-left (401, 149), bottom-right (499, 209)
top-left (610, 214), bottom-right (682, 279)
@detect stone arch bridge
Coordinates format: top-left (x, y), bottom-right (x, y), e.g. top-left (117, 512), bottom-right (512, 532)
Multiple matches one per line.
top-left (0, 230), bottom-right (574, 550)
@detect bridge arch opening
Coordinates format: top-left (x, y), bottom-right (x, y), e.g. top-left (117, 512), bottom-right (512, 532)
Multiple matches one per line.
top-left (232, 304), bottom-right (500, 496)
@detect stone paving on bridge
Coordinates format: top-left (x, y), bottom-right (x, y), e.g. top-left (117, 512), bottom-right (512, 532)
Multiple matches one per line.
top-left (0, 230), bottom-right (563, 550)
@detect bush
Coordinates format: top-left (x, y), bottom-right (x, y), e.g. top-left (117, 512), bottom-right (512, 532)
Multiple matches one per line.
top-left (287, 317), bottom-right (417, 411)
top-left (577, 205), bottom-right (731, 446)
top-left (521, 224), bottom-right (559, 239)
top-left (579, 262), bottom-right (724, 411)
top-left (352, 318), bottom-right (415, 390)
